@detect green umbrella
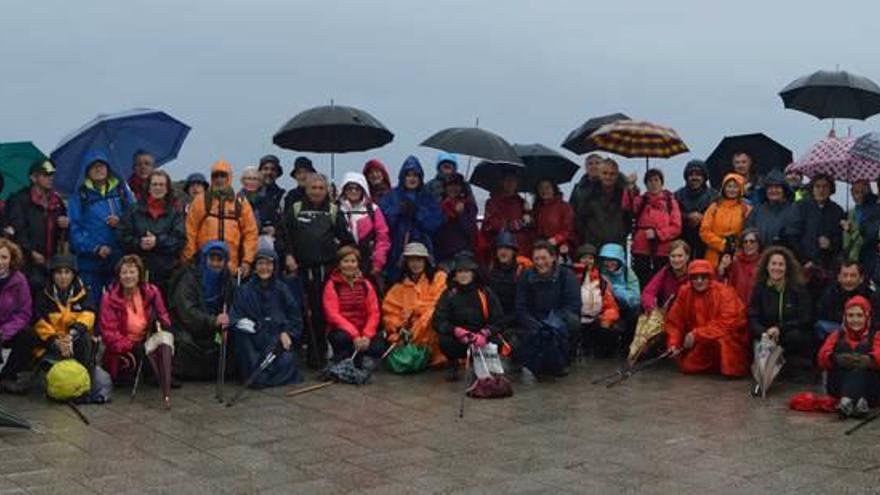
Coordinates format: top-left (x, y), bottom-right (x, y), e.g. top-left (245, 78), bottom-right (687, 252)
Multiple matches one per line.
top-left (0, 142), bottom-right (46, 199)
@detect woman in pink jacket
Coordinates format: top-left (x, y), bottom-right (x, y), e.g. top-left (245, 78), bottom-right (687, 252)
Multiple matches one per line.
top-left (622, 168), bottom-right (682, 288)
top-left (338, 172), bottom-right (391, 290)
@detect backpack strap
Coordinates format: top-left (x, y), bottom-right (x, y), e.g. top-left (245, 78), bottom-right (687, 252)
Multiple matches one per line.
top-left (477, 289), bottom-right (489, 323)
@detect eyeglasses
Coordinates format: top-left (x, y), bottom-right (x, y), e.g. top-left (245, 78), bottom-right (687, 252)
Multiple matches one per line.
top-left (689, 274), bottom-right (710, 281)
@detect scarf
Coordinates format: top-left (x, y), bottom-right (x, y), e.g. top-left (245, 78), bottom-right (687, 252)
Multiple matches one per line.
top-left (146, 196), bottom-right (166, 219)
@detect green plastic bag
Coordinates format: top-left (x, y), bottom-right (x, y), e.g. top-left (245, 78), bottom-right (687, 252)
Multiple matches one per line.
top-left (386, 330), bottom-right (429, 374)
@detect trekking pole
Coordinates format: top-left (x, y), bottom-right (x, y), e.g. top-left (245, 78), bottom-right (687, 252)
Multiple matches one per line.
top-left (845, 410), bottom-right (880, 435)
top-left (606, 349), bottom-right (678, 389)
top-left (226, 343), bottom-right (281, 407)
top-left (216, 268), bottom-right (241, 403)
top-left (286, 381), bottom-right (334, 397)
top-left (458, 346), bottom-right (472, 419)
top-left (591, 366), bottom-right (631, 385)
top-left (130, 350), bottom-right (145, 403)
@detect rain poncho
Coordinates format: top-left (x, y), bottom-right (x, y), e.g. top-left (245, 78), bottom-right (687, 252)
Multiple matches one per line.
top-left (382, 270), bottom-right (448, 367)
top-left (598, 243), bottom-right (640, 310)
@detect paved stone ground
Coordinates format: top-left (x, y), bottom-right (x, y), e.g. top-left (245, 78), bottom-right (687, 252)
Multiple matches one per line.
top-left (1, 360), bottom-right (880, 494)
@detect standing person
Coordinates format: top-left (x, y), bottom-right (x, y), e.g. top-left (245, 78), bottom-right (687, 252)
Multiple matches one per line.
top-left (0, 255), bottom-right (94, 394)
top-left (379, 156), bottom-right (442, 280)
top-left (119, 170), bottom-right (185, 295)
top-left (575, 159), bottom-right (632, 248)
top-left (6, 159), bottom-right (68, 293)
top-left (100, 255), bottom-right (173, 382)
top-left (792, 174), bottom-right (845, 297)
top-left (127, 150), bottom-right (155, 202)
top-left (433, 253), bottom-right (504, 380)
top-left (481, 172), bottom-right (532, 256)
top-left (278, 173), bottom-right (354, 368)
top-left (338, 172), bottom-right (390, 286)
top-left (748, 246), bottom-right (813, 380)
top-left (257, 154), bottom-right (286, 229)
top-left (598, 243), bottom-right (641, 355)
top-left (183, 159), bottom-right (259, 276)
top-left (674, 159), bottom-right (717, 259)
top-left (68, 151), bottom-right (136, 302)
top-left (170, 242), bottom-right (235, 380)
top-left (814, 261), bottom-right (880, 339)
top-left (623, 168), bottom-right (682, 287)
top-left (182, 173), bottom-right (209, 213)
top-left (362, 159), bottom-right (393, 205)
top-left (282, 156), bottom-right (316, 214)
top-left (230, 249), bottom-right (302, 388)
top-left (532, 179), bottom-right (576, 260)
top-left (717, 228), bottom-right (762, 306)
top-left (664, 260), bottom-right (750, 377)
top-left (785, 169), bottom-right (808, 202)
top-left (382, 243), bottom-right (448, 369)
top-left (731, 151), bottom-right (760, 204)
top-left (569, 153), bottom-right (605, 217)
top-left (641, 240), bottom-right (691, 314)
top-left (0, 239), bottom-right (33, 392)
top-left (435, 173), bottom-right (478, 265)
top-left (515, 241), bottom-right (581, 382)
top-left (745, 169), bottom-right (798, 249)
top-left (425, 152), bottom-right (460, 201)
top-left (237, 166), bottom-right (265, 224)
top-left (842, 180), bottom-right (880, 276)
top-left (699, 173), bottom-right (751, 267)
top-left (817, 295), bottom-right (880, 418)
top-left (572, 243), bottom-right (619, 360)
top-left (323, 246), bottom-right (385, 368)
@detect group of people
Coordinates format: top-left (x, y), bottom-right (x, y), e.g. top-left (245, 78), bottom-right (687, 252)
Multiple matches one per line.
top-left (0, 147), bottom-right (878, 418)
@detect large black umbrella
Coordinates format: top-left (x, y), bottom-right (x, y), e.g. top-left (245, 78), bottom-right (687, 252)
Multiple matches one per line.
top-left (469, 161), bottom-right (527, 193)
top-left (514, 143), bottom-right (579, 190)
top-left (0, 405), bottom-right (31, 430)
top-left (272, 104), bottom-right (394, 178)
top-left (780, 70), bottom-right (880, 121)
top-left (421, 127), bottom-right (523, 166)
top-left (706, 133), bottom-right (793, 188)
top-left (561, 112), bottom-right (630, 154)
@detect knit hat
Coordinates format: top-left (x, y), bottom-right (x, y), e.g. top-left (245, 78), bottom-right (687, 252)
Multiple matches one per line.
top-left (254, 249), bottom-right (277, 263)
top-left (688, 259), bottom-right (713, 277)
top-left (402, 242), bottom-right (430, 258)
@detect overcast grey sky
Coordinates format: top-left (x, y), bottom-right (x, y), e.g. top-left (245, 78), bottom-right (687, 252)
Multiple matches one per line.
top-left (2, 0), bottom-right (878, 197)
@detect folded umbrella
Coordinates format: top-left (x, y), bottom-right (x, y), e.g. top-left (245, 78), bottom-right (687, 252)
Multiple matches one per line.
top-left (50, 109), bottom-right (190, 195)
top-left (0, 142), bottom-right (46, 199)
top-left (751, 335), bottom-right (784, 398)
top-left (561, 112), bottom-right (630, 154)
top-left (421, 127), bottom-right (523, 165)
top-left (145, 328), bottom-right (174, 410)
top-left (514, 143), bottom-right (579, 190)
top-left (705, 133), bottom-right (793, 188)
top-left (587, 119), bottom-right (688, 171)
top-left (780, 69), bottom-right (880, 121)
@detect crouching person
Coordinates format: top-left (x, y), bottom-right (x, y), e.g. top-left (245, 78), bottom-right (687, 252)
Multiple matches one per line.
top-left (323, 246), bottom-right (385, 370)
top-left (515, 241), bottom-right (581, 382)
top-left (433, 254), bottom-right (504, 381)
top-left (573, 243), bottom-right (620, 360)
top-left (230, 249), bottom-right (302, 388)
top-left (170, 241), bottom-right (235, 380)
top-left (0, 255), bottom-right (94, 394)
top-left (664, 260), bottom-right (749, 377)
top-left (818, 296), bottom-right (880, 418)
top-left (101, 255), bottom-right (172, 382)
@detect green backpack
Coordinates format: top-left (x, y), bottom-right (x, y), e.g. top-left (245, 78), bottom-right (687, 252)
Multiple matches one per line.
top-left (386, 329), bottom-right (429, 374)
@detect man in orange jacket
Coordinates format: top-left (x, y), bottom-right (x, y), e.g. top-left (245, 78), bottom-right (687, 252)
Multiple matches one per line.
top-left (664, 259), bottom-right (749, 377)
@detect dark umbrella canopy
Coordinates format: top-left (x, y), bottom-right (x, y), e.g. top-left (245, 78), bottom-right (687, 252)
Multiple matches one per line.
top-left (421, 127), bottom-right (523, 165)
top-left (514, 143), bottom-right (579, 190)
top-left (470, 161), bottom-right (527, 193)
top-left (706, 133), bottom-right (793, 188)
top-left (272, 105), bottom-right (394, 152)
top-left (561, 112), bottom-right (630, 154)
top-left (780, 70), bottom-right (880, 120)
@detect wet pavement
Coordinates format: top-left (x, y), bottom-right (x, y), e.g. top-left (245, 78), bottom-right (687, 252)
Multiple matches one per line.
top-left (1, 360), bottom-right (879, 494)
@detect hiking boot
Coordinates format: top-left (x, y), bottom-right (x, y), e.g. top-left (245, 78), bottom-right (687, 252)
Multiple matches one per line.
top-left (854, 397), bottom-right (870, 419)
top-left (838, 397), bottom-right (855, 419)
top-left (520, 367), bottom-right (536, 386)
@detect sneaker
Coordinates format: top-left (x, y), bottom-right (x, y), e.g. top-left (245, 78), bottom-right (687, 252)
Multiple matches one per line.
top-left (520, 367), bottom-right (536, 386)
top-left (838, 397), bottom-right (855, 419)
top-left (854, 397), bottom-right (870, 419)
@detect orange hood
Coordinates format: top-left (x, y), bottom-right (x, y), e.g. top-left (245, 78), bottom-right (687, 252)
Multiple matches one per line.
top-left (721, 173), bottom-right (745, 199)
top-left (210, 160), bottom-right (234, 189)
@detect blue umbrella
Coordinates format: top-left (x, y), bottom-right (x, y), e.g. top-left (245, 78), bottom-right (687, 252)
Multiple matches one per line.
top-left (50, 109), bottom-right (190, 195)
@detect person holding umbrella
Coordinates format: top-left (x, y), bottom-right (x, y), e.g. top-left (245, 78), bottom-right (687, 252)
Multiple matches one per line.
top-left (664, 260), bottom-right (749, 377)
top-left (622, 168), bottom-right (682, 287)
top-left (379, 156), bottom-right (443, 280)
top-left (674, 160), bottom-right (717, 259)
top-left (569, 153), bottom-right (605, 212)
top-left (183, 160), bottom-right (259, 276)
top-left (68, 150), bottom-right (136, 302)
top-left (730, 152), bottom-right (760, 204)
top-left (481, 171), bottom-right (532, 255)
top-left (435, 173), bottom-right (478, 266)
top-left (817, 295), bottom-right (880, 418)
top-left (425, 152), bottom-right (461, 201)
top-left (278, 172), bottom-right (354, 368)
top-left (127, 150), bottom-right (155, 203)
top-left (229, 249), bottom-right (302, 388)
top-left (5, 159), bottom-right (68, 294)
top-left (791, 174), bottom-right (845, 298)
top-left (118, 170), bottom-right (185, 296)
top-left (282, 156), bottom-right (316, 214)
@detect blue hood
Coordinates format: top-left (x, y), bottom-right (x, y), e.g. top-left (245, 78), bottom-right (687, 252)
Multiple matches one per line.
top-left (436, 152), bottom-right (458, 172)
top-left (398, 155), bottom-right (425, 186)
top-left (598, 243), bottom-right (626, 265)
top-left (79, 149), bottom-right (119, 180)
top-left (200, 240), bottom-right (230, 261)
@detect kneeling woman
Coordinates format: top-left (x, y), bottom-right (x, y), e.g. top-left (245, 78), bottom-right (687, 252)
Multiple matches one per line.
top-left (818, 296), bottom-right (880, 418)
top-left (101, 254), bottom-right (172, 381)
top-left (433, 254), bottom-right (504, 380)
top-left (323, 246), bottom-right (385, 368)
top-left (230, 250), bottom-right (302, 387)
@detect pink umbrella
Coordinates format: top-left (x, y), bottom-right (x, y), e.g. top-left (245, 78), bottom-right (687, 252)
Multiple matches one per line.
top-left (786, 131), bottom-right (880, 183)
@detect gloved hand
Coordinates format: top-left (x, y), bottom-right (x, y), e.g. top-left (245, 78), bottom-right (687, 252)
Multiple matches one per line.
top-left (454, 327), bottom-right (471, 344)
top-left (400, 200), bottom-right (416, 218)
top-left (835, 353), bottom-right (860, 369)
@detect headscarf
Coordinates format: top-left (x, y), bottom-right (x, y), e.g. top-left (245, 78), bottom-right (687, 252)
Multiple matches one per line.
top-left (200, 241), bottom-right (229, 314)
top-left (843, 295), bottom-right (872, 340)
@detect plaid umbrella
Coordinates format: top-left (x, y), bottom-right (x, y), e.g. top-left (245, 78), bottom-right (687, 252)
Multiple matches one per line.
top-left (588, 120), bottom-right (688, 170)
top-left (786, 133), bottom-right (880, 183)
top-left (851, 132), bottom-right (880, 163)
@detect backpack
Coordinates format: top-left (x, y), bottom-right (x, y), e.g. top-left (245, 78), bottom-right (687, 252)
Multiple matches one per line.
top-left (293, 201), bottom-right (339, 223)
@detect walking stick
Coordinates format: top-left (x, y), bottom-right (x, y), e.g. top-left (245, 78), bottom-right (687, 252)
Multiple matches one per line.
top-left (130, 350), bottom-right (145, 403)
top-left (285, 381), bottom-right (334, 397)
top-left (458, 346), bottom-right (472, 419)
top-left (226, 343), bottom-right (282, 407)
top-left (216, 268), bottom-right (241, 403)
top-left (605, 349), bottom-right (679, 389)
top-left (845, 410), bottom-right (880, 435)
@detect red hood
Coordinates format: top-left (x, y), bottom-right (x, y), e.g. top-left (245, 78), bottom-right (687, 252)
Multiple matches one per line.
top-left (363, 159), bottom-right (391, 189)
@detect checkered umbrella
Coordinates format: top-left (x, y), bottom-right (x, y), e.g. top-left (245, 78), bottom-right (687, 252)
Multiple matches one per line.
top-left (786, 132), bottom-right (880, 183)
top-left (851, 132), bottom-right (880, 163)
top-left (587, 120), bottom-right (688, 170)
